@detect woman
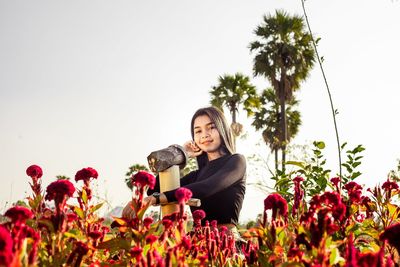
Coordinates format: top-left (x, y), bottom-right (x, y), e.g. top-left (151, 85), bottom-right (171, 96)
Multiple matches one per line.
top-left (124, 106), bottom-right (246, 229)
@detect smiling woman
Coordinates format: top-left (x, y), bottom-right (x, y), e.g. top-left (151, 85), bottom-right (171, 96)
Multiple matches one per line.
top-left (123, 106), bottom-right (247, 239)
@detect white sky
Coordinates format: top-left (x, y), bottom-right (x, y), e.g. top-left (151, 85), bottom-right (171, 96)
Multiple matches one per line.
top-left (0, 0), bottom-right (399, 222)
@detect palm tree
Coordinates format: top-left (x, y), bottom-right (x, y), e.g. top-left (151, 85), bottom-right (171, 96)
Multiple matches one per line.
top-left (252, 88), bottom-right (301, 173)
top-left (250, 10), bottom-right (315, 171)
top-left (210, 73), bottom-right (260, 144)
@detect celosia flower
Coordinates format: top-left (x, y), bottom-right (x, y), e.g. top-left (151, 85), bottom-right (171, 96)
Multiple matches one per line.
top-left (45, 179), bottom-right (75, 202)
top-left (264, 193), bottom-right (288, 220)
top-left (330, 177), bottom-right (340, 186)
top-left (26, 165), bottom-right (43, 179)
top-left (131, 171), bottom-right (156, 189)
top-left (130, 246), bottom-right (143, 261)
top-left (192, 209), bottom-right (206, 222)
top-left (75, 167), bottom-right (98, 183)
top-left (343, 182), bottom-right (363, 203)
top-left (143, 217), bottom-right (153, 228)
top-left (382, 180), bottom-right (399, 191)
top-left (380, 223), bottom-right (400, 254)
top-left (162, 218), bottom-right (173, 229)
top-left (292, 176), bottom-right (304, 216)
top-left (0, 225), bottom-right (13, 267)
top-left (175, 187), bottom-right (192, 203)
top-left (181, 236), bottom-right (192, 250)
top-left (4, 206), bottom-right (34, 223)
top-left (145, 234), bottom-right (158, 245)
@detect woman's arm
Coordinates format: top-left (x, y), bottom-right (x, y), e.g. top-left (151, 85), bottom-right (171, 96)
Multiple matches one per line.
top-left (163, 154), bottom-right (246, 202)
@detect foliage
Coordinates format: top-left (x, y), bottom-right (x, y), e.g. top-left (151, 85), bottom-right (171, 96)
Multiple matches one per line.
top-left (250, 9), bottom-right (316, 171)
top-left (2, 153), bottom-right (400, 266)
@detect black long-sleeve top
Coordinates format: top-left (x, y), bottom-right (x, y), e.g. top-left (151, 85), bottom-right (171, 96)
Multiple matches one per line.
top-left (148, 153), bottom-right (246, 225)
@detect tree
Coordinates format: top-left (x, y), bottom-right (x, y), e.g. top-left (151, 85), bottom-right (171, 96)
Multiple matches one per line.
top-left (252, 88), bottom-right (301, 173)
top-left (250, 10), bottom-right (315, 171)
top-left (210, 73), bottom-right (260, 144)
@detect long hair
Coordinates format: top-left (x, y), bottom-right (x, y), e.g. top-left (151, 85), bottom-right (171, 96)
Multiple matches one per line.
top-left (190, 106), bottom-right (235, 169)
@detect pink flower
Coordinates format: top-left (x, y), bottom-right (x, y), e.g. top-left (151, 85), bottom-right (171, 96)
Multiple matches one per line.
top-left (264, 193), bottom-right (288, 220)
top-left (75, 167), bottom-right (98, 183)
top-left (131, 171), bottom-right (156, 189)
top-left (175, 187), bottom-right (192, 203)
top-left (26, 165), bottom-right (43, 179)
top-left (4, 206), bottom-right (34, 223)
top-left (45, 179), bottom-right (75, 204)
top-left (0, 225), bottom-right (13, 267)
top-left (192, 209), bottom-right (206, 221)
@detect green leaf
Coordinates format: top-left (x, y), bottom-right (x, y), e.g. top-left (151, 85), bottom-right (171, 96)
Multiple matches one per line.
top-left (73, 206), bottom-right (85, 219)
top-left (97, 237), bottom-right (131, 251)
top-left (81, 188), bottom-right (88, 204)
top-left (90, 202), bottom-right (104, 214)
top-left (314, 141), bottom-right (325, 149)
top-left (286, 161), bottom-right (305, 169)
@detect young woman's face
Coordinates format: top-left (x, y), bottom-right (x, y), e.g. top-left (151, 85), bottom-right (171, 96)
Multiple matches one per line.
top-left (193, 115), bottom-right (223, 159)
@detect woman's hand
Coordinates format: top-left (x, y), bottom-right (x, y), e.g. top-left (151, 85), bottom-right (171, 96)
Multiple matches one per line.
top-left (122, 201), bottom-right (135, 219)
top-left (183, 140), bottom-right (203, 158)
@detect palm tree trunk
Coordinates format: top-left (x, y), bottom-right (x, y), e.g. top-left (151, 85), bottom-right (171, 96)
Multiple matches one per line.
top-left (274, 149), bottom-right (278, 174)
top-left (279, 81), bottom-right (287, 173)
top-left (232, 108), bottom-right (237, 147)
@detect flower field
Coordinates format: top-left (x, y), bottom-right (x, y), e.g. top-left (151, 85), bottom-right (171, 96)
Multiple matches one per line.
top-left (1, 157), bottom-right (400, 266)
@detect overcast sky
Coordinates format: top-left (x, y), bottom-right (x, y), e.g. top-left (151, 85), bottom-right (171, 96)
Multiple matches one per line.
top-left (1, 0), bottom-right (399, 222)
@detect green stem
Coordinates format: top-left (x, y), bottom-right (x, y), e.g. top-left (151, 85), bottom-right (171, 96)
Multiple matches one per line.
top-left (300, 0), bottom-right (343, 182)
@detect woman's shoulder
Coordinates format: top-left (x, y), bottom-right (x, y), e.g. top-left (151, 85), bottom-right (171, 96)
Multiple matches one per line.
top-left (229, 153), bottom-right (246, 164)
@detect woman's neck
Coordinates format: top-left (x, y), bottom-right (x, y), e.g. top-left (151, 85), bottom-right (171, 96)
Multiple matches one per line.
top-left (207, 150), bottom-right (226, 161)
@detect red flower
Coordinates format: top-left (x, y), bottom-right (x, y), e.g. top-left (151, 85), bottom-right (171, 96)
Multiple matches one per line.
top-left (264, 193), bottom-right (288, 220)
top-left (145, 234), bottom-right (158, 245)
top-left (192, 209), bottom-right (206, 221)
top-left (4, 206), bottom-right (34, 223)
top-left (382, 180), bottom-right (399, 191)
top-left (330, 177), bottom-right (340, 187)
top-left (26, 165), bottom-right (43, 179)
top-left (143, 217), bottom-right (153, 228)
top-left (175, 187), bottom-right (192, 203)
top-left (75, 167), bottom-right (98, 183)
top-left (0, 225), bottom-right (13, 267)
top-left (162, 218), bottom-right (173, 229)
top-left (45, 179), bottom-right (75, 202)
top-left (380, 223), bottom-right (400, 254)
top-left (131, 171), bottom-right (156, 189)
top-left (293, 176), bottom-right (304, 183)
top-left (130, 246), bottom-right (143, 260)
top-left (344, 182), bottom-right (363, 203)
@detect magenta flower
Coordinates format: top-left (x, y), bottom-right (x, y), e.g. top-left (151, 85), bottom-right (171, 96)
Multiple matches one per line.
top-left (193, 209), bottom-right (206, 221)
top-left (143, 217), bottom-right (153, 228)
top-left (132, 171), bottom-right (156, 189)
top-left (45, 179), bottom-right (75, 202)
top-left (145, 234), bottom-right (158, 245)
top-left (130, 246), bottom-right (143, 261)
top-left (175, 187), bottom-right (192, 203)
top-left (382, 180), bottom-right (399, 191)
top-left (26, 164), bottom-right (43, 179)
top-left (330, 177), bottom-right (340, 187)
top-left (4, 206), bottom-right (34, 224)
top-left (75, 167), bottom-right (98, 183)
top-left (344, 181), bottom-right (363, 203)
top-left (380, 223), bottom-right (400, 254)
top-left (0, 225), bottom-right (13, 267)
top-left (264, 193), bottom-right (288, 221)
